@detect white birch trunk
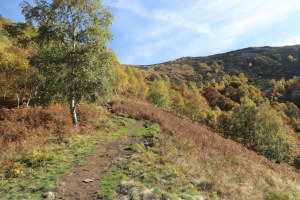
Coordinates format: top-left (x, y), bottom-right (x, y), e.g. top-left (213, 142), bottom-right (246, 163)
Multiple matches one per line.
top-left (70, 98), bottom-right (78, 127)
top-left (27, 93), bottom-right (31, 107)
top-left (16, 93), bottom-right (20, 109)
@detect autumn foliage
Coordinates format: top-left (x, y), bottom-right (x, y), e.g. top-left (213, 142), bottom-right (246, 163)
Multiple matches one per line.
top-left (201, 87), bottom-right (235, 111)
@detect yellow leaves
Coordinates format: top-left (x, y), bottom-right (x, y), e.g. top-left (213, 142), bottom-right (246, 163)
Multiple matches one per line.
top-left (288, 54), bottom-right (297, 62)
top-left (0, 40), bottom-right (29, 71)
top-left (184, 87), bottom-right (210, 122)
top-left (249, 89), bottom-right (258, 99)
top-left (169, 89), bottom-right (184, 112)
top-left (0, 15), bottom-right (12, 26)
top-left (126, 67), bottom-right (140, 96)
top-left (148, 79), bottom-right (170, 109)
top-left (238, 73), bottom-right (248, 82)
top-left (112, 64), bottom-right (128, 93)
top-left (269, 79), bottom-right (276, 86)
top-left (162, 74), bottom-right (170, 83)
top-left (216, 81), bottom-right (225, 91)
top-left (0, 36), bottom-right (33, 96)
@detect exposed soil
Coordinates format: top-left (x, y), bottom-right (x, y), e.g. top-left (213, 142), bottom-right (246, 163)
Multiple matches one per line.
top-left (50, 120), bottom-right (145, 200)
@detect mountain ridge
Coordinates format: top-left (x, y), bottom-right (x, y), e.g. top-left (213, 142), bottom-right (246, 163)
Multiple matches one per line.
top-left (132, 44), bottom-right (300, 91)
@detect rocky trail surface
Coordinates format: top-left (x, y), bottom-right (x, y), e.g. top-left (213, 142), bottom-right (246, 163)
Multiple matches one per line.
top-left (49, 120), bottom-right (145, 200)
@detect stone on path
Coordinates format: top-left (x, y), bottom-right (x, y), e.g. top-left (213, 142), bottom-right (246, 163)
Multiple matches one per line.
top-left (46, 192), bottom-right (56, 200)
top-left (193, 195), bottom-right (205, 200)
top-left (82, 179), bottom-right (94, 183)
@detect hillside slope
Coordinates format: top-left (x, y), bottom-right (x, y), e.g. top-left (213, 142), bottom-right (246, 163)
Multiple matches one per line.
top-left (133, 45), bottom-right (300, 91)
top-left (0, 97), bottom-right (299, 200)
top-left (111, 95), bottom-right (300, 200)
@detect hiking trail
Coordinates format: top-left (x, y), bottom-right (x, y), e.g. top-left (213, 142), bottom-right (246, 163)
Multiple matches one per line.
top-left (51, 120), bottom-right (145, 200)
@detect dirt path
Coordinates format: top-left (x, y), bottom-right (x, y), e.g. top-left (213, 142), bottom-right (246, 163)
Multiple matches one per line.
top-left (51, 120), bottom-right (144, 200)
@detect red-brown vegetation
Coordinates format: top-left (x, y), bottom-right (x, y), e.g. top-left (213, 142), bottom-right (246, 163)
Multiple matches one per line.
top-left (287, 81), bottom-right (300, 107)
top-left (0, 104), bottom-right (100, 156)
top-left (201, 87), bottom-right (235, 111)
top-left (145, 72), bottom-right (161, 81)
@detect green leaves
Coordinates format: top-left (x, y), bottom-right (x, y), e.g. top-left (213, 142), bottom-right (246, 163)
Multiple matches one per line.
top-left (22, 0), bottom-right (114, 106)
top-left (231, 101), bottom-right (289, 161)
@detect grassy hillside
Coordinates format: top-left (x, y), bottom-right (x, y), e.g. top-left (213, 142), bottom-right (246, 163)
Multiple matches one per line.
top-left (0, 96), bottom-right (299, 199)
top-left (103, 95), bottom-right (300, 200)
top-left (133, 45), bottom-right (300, 91)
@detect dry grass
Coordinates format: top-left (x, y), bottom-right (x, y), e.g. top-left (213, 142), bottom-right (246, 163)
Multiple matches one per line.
top-left (112, 96), bottom-right (300, 199)
top-left (0, 104), bottom-right (101, 159)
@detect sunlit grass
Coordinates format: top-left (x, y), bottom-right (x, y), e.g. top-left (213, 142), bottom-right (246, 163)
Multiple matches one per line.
top-left (0, 110), bottom-right (135, 200)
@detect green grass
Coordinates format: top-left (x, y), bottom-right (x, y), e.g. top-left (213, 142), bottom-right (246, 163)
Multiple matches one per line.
top-left (98, 167), bottom-right (123, 199)
top-left (0, 111), bottom-right (135, 200)
top-left (96, 121), bottom-right (161, 200)
top-left (77, 160), bottom-right (89, 167)
top-left (118, 145), bottom-right (205, 199)
top-left (98, 122), bottom-right (209, 200)
top-left (135, 121), bottom-right (161, 137)
top-left (265, 189), bottom-right (289, 200)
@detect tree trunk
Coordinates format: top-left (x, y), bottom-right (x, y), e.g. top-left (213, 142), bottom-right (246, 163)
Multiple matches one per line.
top-left (27, 93), bottom-right (31, 107)
top-left (70, 14), bottom-right (78, 128)
top-left (16, 93), bottom-right (20, 109)
top-left (70, 98), bottom-right (78, 127)
top-left (3, 92), bottom-right (6, 100)
top-left (34, 87), bottom-right (38, 108)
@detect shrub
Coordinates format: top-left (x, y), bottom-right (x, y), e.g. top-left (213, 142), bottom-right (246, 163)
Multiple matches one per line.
top-left (202, 87), bottom-right (235, 111)
top-left (231, 100), bottom-right (257, 146)
top-left (254, 104), bottom-right (289, 161)
top-left (184, 86), bottom-right (210, 123)
top-left (231, 101), bottom-right (289, 161)
top-left (217, 112), bottom-right (232, 138)
top-left (169, 89), bottom-right (185, 113)
top-left (147, 80), bottom-right (170, 110)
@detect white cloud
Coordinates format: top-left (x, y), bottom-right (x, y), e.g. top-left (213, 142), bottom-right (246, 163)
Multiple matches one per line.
top-left (107, 0), bottom-right (212, 36)
top-left (216, 0), bottom-right (300, 39)
top-left (105, 0), bottom-right (300, 64)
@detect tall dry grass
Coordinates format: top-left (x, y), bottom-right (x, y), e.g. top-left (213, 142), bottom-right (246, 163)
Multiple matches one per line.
top-left (0, 104), bottom-right (101, 157)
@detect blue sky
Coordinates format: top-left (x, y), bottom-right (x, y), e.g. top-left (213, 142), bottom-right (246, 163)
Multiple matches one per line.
top-left (1, 0), bottom-right (300, 65)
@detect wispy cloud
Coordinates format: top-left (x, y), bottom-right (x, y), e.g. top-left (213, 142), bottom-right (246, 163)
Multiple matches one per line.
top-left (107, 0), bottom-right (212, 36)
top-left (105, 0), bottom-right (300, 64)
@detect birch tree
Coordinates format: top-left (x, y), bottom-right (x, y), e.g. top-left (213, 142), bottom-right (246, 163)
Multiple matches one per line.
top-left (22, 0), bottom-right (114, 127)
